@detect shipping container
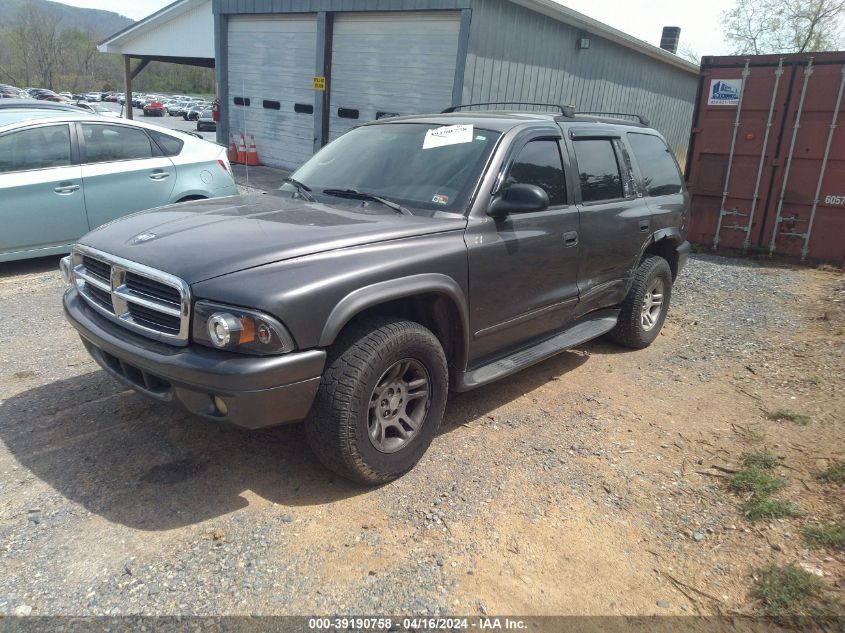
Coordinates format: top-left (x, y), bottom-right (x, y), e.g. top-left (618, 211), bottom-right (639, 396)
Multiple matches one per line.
top-left (685, 52), bottom-right (845, 266)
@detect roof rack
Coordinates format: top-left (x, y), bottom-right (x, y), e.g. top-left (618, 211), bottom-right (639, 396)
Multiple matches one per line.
top-left (441, 102), bottom-right (576, 117)
top-left (576, 111), bottom-right (650, 126)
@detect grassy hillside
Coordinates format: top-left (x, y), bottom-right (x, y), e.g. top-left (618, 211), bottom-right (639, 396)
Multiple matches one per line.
top-left (0, 0), bottom-right (133, 38)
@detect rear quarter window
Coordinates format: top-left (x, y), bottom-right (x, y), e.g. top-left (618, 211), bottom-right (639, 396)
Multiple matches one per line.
top-left (147, 129), bottom-right (184, 157)
top-left (627, 133), bottom-right (683, 196)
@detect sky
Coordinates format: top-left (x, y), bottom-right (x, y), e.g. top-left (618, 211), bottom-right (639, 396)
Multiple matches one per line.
top-left (54, 0), bottom-right (736, 57)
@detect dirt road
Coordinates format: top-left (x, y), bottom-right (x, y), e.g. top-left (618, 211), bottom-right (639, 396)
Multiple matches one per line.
top-left (0, 254), bottom-right (842, 616)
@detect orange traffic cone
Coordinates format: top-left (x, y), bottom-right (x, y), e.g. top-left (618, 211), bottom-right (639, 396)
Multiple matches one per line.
top-left (246, 135), bottom-right (261, 166)
top-left (227, 133), bottom-right (238, 163)
top-left (236, 132), bottom-right (247, 164)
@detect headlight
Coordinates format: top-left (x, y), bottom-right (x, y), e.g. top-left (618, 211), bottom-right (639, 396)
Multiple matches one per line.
top-left (192, 301), bottom-right (295, 355)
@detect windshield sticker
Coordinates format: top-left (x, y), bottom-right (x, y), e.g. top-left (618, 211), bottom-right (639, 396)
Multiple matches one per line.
top-left (432, 194), bottom-right (449, 205)
top-left (423, 124), bottom-right (474, 149)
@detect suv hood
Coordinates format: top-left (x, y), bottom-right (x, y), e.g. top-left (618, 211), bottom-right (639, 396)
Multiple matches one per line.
top-left (80, 193), bottom-right (465, 284)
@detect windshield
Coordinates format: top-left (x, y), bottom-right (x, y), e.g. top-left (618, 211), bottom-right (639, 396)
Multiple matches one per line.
top-left (287, 122), bottom-right (501, 216)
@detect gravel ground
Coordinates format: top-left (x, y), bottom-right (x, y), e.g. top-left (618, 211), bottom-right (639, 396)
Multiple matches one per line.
top-left (0, 253), bottom-right (842, 616)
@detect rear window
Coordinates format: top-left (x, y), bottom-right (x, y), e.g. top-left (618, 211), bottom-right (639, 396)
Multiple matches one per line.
top-left (81, 123), bottom-right (153, 163)
top-left (627, 133), bottom-right (683, 196)
top-left (147, 129), bottom-right (184, 156)
top-left (572, 139), bottom-right (623, 203)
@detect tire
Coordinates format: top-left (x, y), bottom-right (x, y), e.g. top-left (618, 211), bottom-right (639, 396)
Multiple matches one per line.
top-left (305, 317), bottom-right (448, 485)
top-left (607, 254), bottom-right (673, 349)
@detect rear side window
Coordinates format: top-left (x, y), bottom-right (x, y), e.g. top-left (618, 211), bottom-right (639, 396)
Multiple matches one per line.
top-left (506, 140), bottom-right (567, 206)
top-left (627, 133), bottom-right (683, 196)
top-left (0, 125), bottom-right (71, 173)
top-left (81, 124), bottom-right (153, 163)
top-left (572, 139), bottom-right (623, 203)
top-left (147, 129), bottom-right (184, 156)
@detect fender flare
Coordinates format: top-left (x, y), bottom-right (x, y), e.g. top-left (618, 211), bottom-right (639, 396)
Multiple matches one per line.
top-left (318, 273), bottom-right (470, 364)
top-left (636, 227), bottom-right (683, 262)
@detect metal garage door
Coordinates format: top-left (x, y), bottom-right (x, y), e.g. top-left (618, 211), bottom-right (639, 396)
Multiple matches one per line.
top-left (228, 15), bottom-right (317, 169)
top-left (328, 12), bottom-right (461, 141)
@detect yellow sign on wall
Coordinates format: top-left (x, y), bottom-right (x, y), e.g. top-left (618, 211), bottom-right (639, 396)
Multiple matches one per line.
top-left (312, 76), bottom-right (326, 91)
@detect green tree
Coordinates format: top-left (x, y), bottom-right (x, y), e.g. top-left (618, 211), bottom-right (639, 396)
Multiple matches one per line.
top-left (721, 0), bottom-right (845, 54)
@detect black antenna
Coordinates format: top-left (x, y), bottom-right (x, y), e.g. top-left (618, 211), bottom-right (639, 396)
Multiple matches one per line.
top-left (442, 102), bottom-right (575, 117)
top-left (576, 111), bottom-right (650, 126)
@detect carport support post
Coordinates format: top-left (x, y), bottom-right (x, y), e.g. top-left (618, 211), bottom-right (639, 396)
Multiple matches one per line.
top-left (123, 55), bottom-right (133, 120)
top-left (123, 57), bottom-right (151, 121)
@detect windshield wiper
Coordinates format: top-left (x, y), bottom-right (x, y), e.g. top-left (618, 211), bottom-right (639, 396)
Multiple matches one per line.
top-left (321, 188), bottom-right (412, 216)
top-left (283, 177), bottom-right (315, 201)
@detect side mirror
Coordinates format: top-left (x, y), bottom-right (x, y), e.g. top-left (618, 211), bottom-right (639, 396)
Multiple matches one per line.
top-left (488, 183), bottom-right (550, 217)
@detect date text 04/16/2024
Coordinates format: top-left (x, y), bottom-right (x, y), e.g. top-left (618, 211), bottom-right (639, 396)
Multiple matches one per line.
top-left (307, 617), bottom-right (528, 630)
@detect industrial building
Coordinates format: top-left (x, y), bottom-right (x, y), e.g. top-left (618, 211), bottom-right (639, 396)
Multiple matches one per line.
top-left (215, 0), bottom-right (699, 169)
top-left (100, 0), bottom-right (700, 171)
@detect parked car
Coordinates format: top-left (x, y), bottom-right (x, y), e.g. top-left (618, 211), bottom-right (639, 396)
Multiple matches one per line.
top-left (83, 92), bottom-right (102, 102)
top-left (183, 103), bottom-right (209, 121)
top-left (44, 95), bottom-right (72, 103)
top-left (74, 101), bottom-right (121, 118)
top-left (168, 101), bottom-right (189, 116)
top-left (196, 108), bottom-right (216, 131)
top-left (60, 105), bottom-right (691, 484)
top-left (0, 99), bottom-right (87, 113)
top-left (0, 107), bottom-right (237, 263)
top-left (33, 90), bottom-right (57, 100)
top-left (143, 100), bottom-right (166, 117)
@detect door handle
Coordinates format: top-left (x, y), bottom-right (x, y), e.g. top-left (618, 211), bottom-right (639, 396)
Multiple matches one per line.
top-left (149, 171), bottom-right (170, 180)
top-left (54, 183), bottom-right (80, 194)
top-left (639, 219), bottom-right (651, 232)
top-left (563, 231), bottom-right (579, 247)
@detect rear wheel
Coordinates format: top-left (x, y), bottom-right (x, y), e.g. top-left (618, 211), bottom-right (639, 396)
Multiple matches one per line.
top-left (305, 317), bottom-right (448, 485)
top-left (607, 254), bottom-right (673, 349)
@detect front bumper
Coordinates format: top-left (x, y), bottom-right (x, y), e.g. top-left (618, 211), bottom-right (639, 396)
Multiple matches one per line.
top-left (63, 288), bottom-right (325, 429)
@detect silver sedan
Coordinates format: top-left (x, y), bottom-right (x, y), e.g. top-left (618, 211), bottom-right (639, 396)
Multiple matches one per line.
top-left (0, 108), bottom-right (237, 262)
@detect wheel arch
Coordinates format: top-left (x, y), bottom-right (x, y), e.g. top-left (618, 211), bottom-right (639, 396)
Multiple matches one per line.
top-left (174, 193), bottom-right (208, 203)
top-left (319, 274), bottom-right (470, 380)
top-left (642, 228), bottom-right (683, 279)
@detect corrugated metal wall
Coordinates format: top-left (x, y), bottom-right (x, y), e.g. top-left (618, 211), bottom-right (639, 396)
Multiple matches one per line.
top-left (461, 0), bottom-right (697, 160)
top-left (213, 0), bottom-right (698, 162)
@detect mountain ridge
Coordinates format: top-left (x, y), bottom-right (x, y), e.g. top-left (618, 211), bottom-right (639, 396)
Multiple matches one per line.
top-left (0, 0), bottom-right (134, 38)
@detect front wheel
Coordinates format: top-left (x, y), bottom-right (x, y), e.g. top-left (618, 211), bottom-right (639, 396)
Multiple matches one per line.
top-left (607, 254), bottom-right (673, 349)
top-left (305, 317), bottom-right (448, 485)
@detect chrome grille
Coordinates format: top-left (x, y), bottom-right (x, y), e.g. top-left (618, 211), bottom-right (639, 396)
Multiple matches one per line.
top-left (71, 245), bottom-right (191, 345)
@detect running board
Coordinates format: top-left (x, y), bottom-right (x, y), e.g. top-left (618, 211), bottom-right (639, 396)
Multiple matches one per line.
top-left (455, 309), bottom-right (620, 391)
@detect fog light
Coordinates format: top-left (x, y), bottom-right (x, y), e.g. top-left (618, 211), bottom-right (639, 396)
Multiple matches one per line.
top-left (207, 312), bottom-right (241, 347)
top-left (59, 256), bottom-right (71, 284)
top-left (213, 395), bottom-right (228, 416)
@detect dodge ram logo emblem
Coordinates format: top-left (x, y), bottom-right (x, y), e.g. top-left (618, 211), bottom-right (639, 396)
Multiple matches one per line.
top-left (133, 233), bottom-right (156, 244)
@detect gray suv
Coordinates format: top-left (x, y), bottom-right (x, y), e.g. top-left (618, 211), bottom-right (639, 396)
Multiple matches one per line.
top-left (61, 104), bottom-right (690, 484)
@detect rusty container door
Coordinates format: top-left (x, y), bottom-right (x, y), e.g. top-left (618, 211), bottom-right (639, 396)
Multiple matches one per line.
top-left (686, 52), bottom-right (845, 266)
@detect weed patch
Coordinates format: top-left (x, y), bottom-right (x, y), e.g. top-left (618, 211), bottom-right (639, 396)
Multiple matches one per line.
top-left (766, 410), bottom-right (811, 425)
top-left (752, 564), bottom-right (843, 623)
top-left (728, 451), bottom-right (798, 522)
top-left (803, 522), bottom-right (845, 549)
top-left (817, 462), bottom-right (845, 485)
